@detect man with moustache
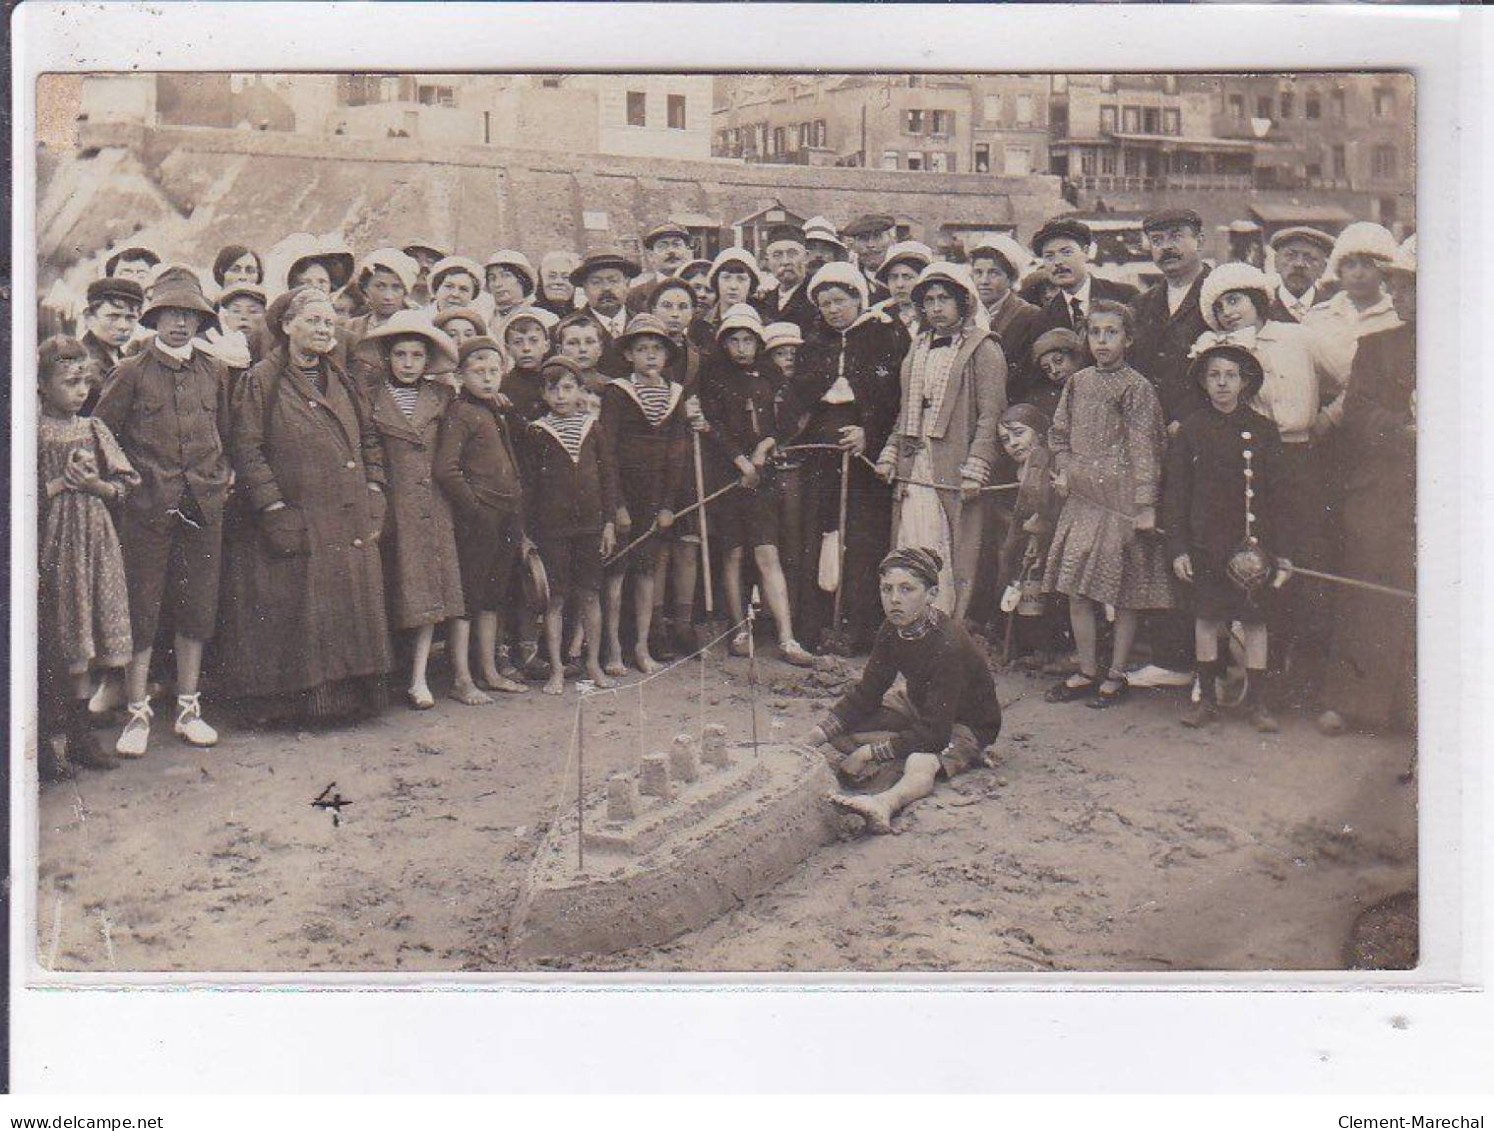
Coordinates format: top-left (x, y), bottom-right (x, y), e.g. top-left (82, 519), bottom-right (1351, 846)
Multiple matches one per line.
top-left (760, 224), bottom-right (818, 333)
top-left (571, 249), bottom-right (640, 378)
top-left (627, 222), bottom-right (695, 314)
top-left (1267, 227), bottom-right (1338, 323)
top-left (842, 214), bottom-right (897, 304)
top-left (1031, 217), bottom-right (1138, 336)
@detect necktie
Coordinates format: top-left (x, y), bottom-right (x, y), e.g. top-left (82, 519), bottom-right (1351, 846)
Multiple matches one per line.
top-left (1070, 295), bottom-right (1084, 326)
top-left (930, 335), bottom-right (954, 349)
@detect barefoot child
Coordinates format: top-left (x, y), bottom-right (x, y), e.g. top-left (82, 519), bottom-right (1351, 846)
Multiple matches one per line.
top-left (1042, 300), bottom-right (1173, 708)
top-left (525, 357), bottom-right (619, 694)
top-left (700, 306), bottom-right (815, 667)
top-left (364, 311), bottom-right (469, 709)
top-left (38, 337), bottom-right (140, 772)
top-left (1165, 342), bottom-right (1283, 731)
top-left (598, 313), bottom-right (689, 675)
top-left (433, 335), bottom-right (532, 702)
top-left (803, 548), bottom-right (1002, 835)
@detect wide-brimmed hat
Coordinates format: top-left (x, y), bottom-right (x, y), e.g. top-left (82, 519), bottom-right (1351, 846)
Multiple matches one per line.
top-left (708, 247), bottom-right (764, 290)
top-left (807, 262), bottom-right (870, 307)
top-left (1200, 263), bottom-right (1273, 331)
top-left (1029, 327), bottom-right (1084, 365)
top-left (139, 266), bottom-right (217, 328)
top-left (360, 309), bottom-right (459, 365)
top-left (615, 312), bottom-right (679, 355)
top-left (762, 322), bottom-right (804, 352)
top-left (1187, 340), bottom-right (1265, 398)
top-left (282, 235), bottom-right (355, 292)
top-left (1143, 208), bottom-right (1204, 235)
top-left (358, 248), bottom-right (421, 293)
top-left (842, 214), bottom-right (896, 239)
top-left (457, 335), bottom-right (507, 366)
top-left (1385, 235), bottom-right (1417, 277)
top-left (1268, 226), bottom-right (1336, 255)
top-left (570, 250), bottom-right (641, 288)
top-left (85, 277), bottom-right (145, 310)
top-left (966, 234), bottom-right (1035, 282)
top-left (641, 222), bottom-right (691, 249)
top-left (1325, 221), bottom-right (1399, 279)
top-left (429, 256), bottom-right (485, 295)
top-left (401, 238), bottom-right (449, 261)
top-left (876, 240), bottom-right (935, 282)
top-left (104, 244), bottom-right (160, 277)
top-left (217, 282), bottom-right (269, 309)
top-left (715, 303), bottom-right (766, 342)
top-left (1031, 217), bottom-right (1095, 257)
top-left (434, 306), bottom-right (488, 334)
top-left (483, 250), bottom-right (538, 295)
top-left (803, 216), bottom-right (847, 252)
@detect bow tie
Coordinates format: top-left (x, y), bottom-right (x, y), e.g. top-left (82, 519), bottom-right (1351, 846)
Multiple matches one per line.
top-left (1189, 326), bottom-right (1260, 358)
top-left (930, 335), bottom-right (955, 349)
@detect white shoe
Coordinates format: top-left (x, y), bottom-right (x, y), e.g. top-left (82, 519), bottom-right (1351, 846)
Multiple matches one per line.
top-left (115, 701), bottom-right (153, 758)
top-left (88, 677), bottom-right (126, 716)
top-left (1125, 663), bottom-right (1195, 689)
top-left (173, 693), bottom-right (219, 747)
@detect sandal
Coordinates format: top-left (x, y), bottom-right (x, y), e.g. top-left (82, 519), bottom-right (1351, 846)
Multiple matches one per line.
top-left (1088, 671), bottom-right (1130, 709)
top-left (1045, 673), bottom-right (1098, 703)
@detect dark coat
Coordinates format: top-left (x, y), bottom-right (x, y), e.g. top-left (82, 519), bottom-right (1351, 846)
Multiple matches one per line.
top-left (598, 378), bottom-right (689, 528)
top-left (218, 350), bottom-right (391, 697)
top-left (986, 290), bottom-right (1044, 399)
top-left (788, 310), bottom-right (909, 457)
top-left (1341, 323), bottom-right (1415, 502)
top-left (94, 339), bottom-right (233, 529)
top-left (369, 380), bottom-right (466, 628)
top-left (760, 281), bottom-right (819, 335)
top-left (572, 308), bottom-right (631, 380)
top-left (500, 366), bottom-right (549, 426)
top-left (1163, 402), bottom-right (1281, 560)
top-left (433, 392), bottom-right (525, 520)
top-left (523, 414), bottom-right (618, 540)
top-left (1128, 267), bottom-right (1212, 427)
top-left (78, 330), bottom-right (121, 416)
top-left (1035, 275), bottom-right (1140, 335)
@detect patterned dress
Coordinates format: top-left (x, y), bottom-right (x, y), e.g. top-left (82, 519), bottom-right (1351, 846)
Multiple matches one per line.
top-left (1042, 364), bottom-right (1174, 610)
top-left (39, 414), bottom-right (139, 671)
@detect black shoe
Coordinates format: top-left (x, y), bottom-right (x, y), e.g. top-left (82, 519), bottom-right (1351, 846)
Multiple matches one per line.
top-left (66, 707), bottom-right (119, 771)
top-left (649, 621), bottom-right (678, 662)
top-left (1180, 700), bottom-right (1219, 729)
top-left (1248, 700), bottom-right (1280, 733)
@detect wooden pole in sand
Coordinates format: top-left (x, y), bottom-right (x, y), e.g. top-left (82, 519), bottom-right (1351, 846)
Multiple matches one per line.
top-left (693, 432), bottom-right (715, 616)
top-left (576, 699), bottom-right (585, 874)
top-left (832, 449), bottom-right (851, 632)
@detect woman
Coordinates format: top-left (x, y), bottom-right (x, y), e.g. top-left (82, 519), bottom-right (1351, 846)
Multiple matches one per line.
top-left (699, 248), bottom-right (765, 347)
top-left (217, 286), bottom-right (392, 721)
top-left (877, 262), bottom-right (1008, 621)
top-left (789, 262), bottom-right (908, 653)
top-left (427, 256), bottom-right (485, 315)
top-left (873, 240), bottom-right (934, 334)
top-left (479, 250), bottom-right (538, 327)
top-left (1196, 262), bottom-right (1333, 704)
top-left (211, 244), bottom-right (264, 290)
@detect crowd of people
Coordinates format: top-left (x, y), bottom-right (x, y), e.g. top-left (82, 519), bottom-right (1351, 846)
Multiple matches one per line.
top-left (38, 206), bottom-right (1417, 800)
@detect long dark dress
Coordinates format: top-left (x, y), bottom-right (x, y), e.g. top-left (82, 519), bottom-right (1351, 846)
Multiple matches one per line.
top-left (217, 349), bottom-right (392, 718)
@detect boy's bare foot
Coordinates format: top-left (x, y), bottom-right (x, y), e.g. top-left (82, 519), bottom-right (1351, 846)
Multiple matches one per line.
top-left (407, 685), bottom-right (436, 711)
top-left (542, 675), bottom-right (565, 696)
top-left (585, 664), bottom-right (616, 689)
top-left (478, 673), bottom-right (528, 694)
top-left (449, 681), bottom-right (492, 706)
top-left (603, 659), bottom-right (628, 678)
top-left (633, 648), bottom-right (661, 674)
top-left (828, 792), bottom-right (895, 835)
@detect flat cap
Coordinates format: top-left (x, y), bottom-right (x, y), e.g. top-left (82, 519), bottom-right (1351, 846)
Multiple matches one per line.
top-left (1142, 208), bottom-right (1204, 234)
top-left (1031, 217), bottom-right (1094, 255)
top-left (842, 214), bottom-right (897, 239)
top-left (641, 222), bottom-right (691, 248)
top-left (85, 277), bottom-right (145, 309)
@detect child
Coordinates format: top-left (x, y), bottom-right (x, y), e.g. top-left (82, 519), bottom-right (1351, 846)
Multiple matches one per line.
top-left (363, 311), bottom-right (470, 709)
top-left (1025, 327), bottom-right (1084, 420)
top-left (701, 306), bottom-right (815, 666)
top-left (94, 267), bottom-right (231, 757)
top-left (1164, 342), bottom-right (1283, 732)
top-left (346, 248), bottom-right (421, 390)
top-left (433, 335), bottom-right (533, 701)
top-left (434, 306), bottom-right (487, 348)
top-left (77, 277), bottom-right (144, 414)
top-left (499, 306), bottom-right (559, 423)
top-left (598, 313), bottom-right (689, 674)
top-left (761, 321), bottom-right (803, 384)
top-left (38, 337), bottom-right (140, 772)
top-left (1041, 300), bottom-right (1173, 708)
top-left (525, 357), bottom-right (619, 694)
top-left (995, 403), bottom-right (1065, 667)
top-left (554, 312), bottom-right (609, 416)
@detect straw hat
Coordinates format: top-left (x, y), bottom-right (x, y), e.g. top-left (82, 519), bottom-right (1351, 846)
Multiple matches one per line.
top-left (876, 241), bottom-right (935, 282)
top-left (428, 256), bottom-right (485, 295)
top-left (496, 305), bottom-right (560, 341)
top-left (615, 312), bottom-right (679, 355)
top-left (1325, 222), bottom-right (1399, 279)
top-left (967, 234), bottom-right (1035, 282)
top-left (359, 309), bottom-right (459, 365)
top-left (715, 303), bottom-right (766, 342)
top-left (434, 306), bottom-right (488, 335)
top-left (708, 247), bottom-right (764, 290)
top-left (807, 262), bottom-right (869, 307)
top-left (569, 249), bottom-right (640, 288)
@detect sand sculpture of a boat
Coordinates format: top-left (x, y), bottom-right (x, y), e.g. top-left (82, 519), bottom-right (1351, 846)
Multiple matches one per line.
top-left (507, 724), bottom-right (839, 961)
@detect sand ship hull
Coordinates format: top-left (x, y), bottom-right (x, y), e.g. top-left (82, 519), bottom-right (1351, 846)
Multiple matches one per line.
top-left (508, 738), bottom-right (839, 962)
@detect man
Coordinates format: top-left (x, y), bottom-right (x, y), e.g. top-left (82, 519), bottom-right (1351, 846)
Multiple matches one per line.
top-left (570, 249), bottom-right (640, 378)
top-left (968, 236), bottom-right (1042, 397)
top-left (803, 548), bottom-right (1002, 835)
top-left (1031, 217), bottom-right (1138, 335)
top-left (802, 215), bottom-right (847, 277)
top-left (1126, 207), bottom-right (1212, 692)
top-left (841, 213), bottom-right (896, 303)
top-left (536, 249), bottom-right (581, 317)
top-left (1267, 226), bottom-right (1337, 323)
top-left (759, 224), bottom-right (817, 333)
top-left (77, 276), bottom-right (144, 415)
top-left (104, 245), bottom-right (160, 285)
top-left (626, 222), bottom-right (694, 313)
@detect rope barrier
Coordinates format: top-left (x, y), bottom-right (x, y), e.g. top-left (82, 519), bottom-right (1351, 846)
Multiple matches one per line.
top-left (600, 481), bottom-right (739, 569)
top-left (854, 452), bottom-right (1020, 493)
top-left (578, 614), bottom-right (753, 700)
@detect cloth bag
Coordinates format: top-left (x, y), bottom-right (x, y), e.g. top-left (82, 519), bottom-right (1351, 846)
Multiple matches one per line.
top-left (818, 531), bottom-right (841, 593)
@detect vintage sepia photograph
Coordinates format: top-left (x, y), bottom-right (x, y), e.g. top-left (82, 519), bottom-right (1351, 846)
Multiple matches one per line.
top-left (29, 67), bottom-right (1419, 976)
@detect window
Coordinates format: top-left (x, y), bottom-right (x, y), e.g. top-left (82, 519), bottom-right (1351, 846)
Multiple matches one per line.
top-left (1142, 107), bottom-right (1160, 133)
top-left (1122, 106), bottom-right (1141, 133)
top-left (626, 90), bottom-right (646, 127)
top-left (772, 126), bottom-right (786, 155)
top-left (1003, 146), bottom-right (1031, 176)
top-left (1100, 150), bottom-right (1118, 175)
top-left (905, 109), bottom-right (924, 134)
top-left (1279, 91), bottom-right (1294, 119)
top-left (1124, 149), bottom-right (1143, 175)
top-left (1256, 95), bottom-right (1273, 119)
top-left (881, 150), bottom-right (900, 171)
top-left (754, 123), bottom-right (766, 154)
top-left (417, 84), bottom-right (454, 107)
top-left (906, 153), bottom-right (924, 171)
top-left (930, 110), bottom-right (953, 136)
top-left (974, 143), bottom-right (990, 173)
top-left (1306, 162), bottom-right (1322, 182)
top-left (1080, 149), bottom-right (1096, 175)
top-left (814, 120), bottom-right (827, 147)
top-left (667, 94), bottom-right (686, 130)
top-left (1305, 92), bottom-right (1321, 120)
top-left (1163, 108), bottom-right (1181, 136)
top-left (1100, 106), bottom-right (1117, 134)
top-left (1332, 144), bottom-right (1346, 179)
top-left (1372, 144), bottom-right (1397, 179)
top-left (1016, 94), bottom-right (1034, 126)
top-left (930, 151), bottom-right (950, 173)
top-left (380, 77), bottom-right (400, 103)
top-left (1374, 88), bottom-right (1395, 118)
top-left (983, 93), bottom-right (1002, 122)
top-left (1332, 88), bottom-right (1347, 118)
top-left (541, 76), bottom-right (563, 89)
top-left (1228, 94), bottom-right (1245, 121)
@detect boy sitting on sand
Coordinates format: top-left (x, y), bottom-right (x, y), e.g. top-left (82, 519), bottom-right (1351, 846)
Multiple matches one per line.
top-left (802, 547), bottom-right (1003, 834)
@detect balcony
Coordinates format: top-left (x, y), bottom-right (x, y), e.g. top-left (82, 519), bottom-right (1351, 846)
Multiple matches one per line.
top-left (1070, 172), bottom-right (1255, 193)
